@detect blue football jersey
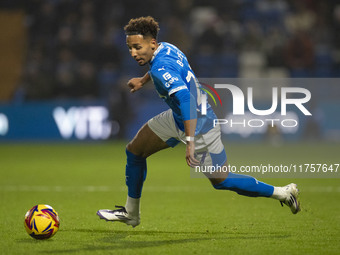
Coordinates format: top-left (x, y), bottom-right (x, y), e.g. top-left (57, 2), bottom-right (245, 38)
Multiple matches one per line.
top-left (149, 42), bottom-right (216, 135)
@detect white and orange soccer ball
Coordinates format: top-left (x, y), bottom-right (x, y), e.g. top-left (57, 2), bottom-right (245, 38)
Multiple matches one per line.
top-left (24, 204), bottom-right (60, 240)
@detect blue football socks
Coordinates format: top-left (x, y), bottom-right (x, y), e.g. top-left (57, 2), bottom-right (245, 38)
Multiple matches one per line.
top-left (125, 148), bottom-right (273, 198)
top-left (213, 172), bottom-right (274, 197)
top-left (125, 149), bottom-right (147, 199)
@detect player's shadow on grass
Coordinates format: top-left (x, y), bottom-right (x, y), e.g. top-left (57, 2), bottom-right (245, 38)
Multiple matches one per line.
top-left (43, 229), bottom-right (290, 253)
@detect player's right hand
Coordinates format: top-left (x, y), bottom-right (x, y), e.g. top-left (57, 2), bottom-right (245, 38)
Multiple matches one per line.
top-left (186, 141), bottom-right (200, 167)
top-left (127, 77), bottom-right (144, 93)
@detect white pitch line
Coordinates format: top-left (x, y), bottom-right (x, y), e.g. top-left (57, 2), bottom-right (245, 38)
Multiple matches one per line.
top-left (0, 185), bottom-right (340, 192)
top-left (0, 185), bottom-right (115, 192)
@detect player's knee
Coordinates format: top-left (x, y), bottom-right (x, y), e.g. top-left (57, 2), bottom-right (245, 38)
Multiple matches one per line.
top-left (126, 143), bottom-right (133, 153)
top-left (209, 178), bottom-right (227, 189)
top-left (126, 143), bottom-right (147, 158)
top-left (213, 183), bottom-right (221, 190)
top-left (126, 143), bottom-right (139, 156)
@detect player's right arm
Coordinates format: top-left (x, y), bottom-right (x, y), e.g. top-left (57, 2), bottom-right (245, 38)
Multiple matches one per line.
top-left (183, 118), bottom-right (200, 167)
top-left (127, 72), bottom-right (151, 93)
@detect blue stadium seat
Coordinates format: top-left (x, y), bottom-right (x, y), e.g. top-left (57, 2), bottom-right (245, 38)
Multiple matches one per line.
top-left (290, 68), bottom-right (311, 78)
top-left (240, 7), bottom-right (260, 21)
top-left (193, 53), bottom-right (215, 77)
top-left (333, 68), bottom-right (340, 77)
top-left (219, 53), bottom-right (238, 67)
top-left (216, 53), bottom-right (239, 77)
top-left (315, 52), bottom-right (333, 66)
top-left (315, 67), bottom-right (332, 78)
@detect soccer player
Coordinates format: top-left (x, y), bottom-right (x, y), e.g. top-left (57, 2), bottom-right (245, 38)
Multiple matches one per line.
top-left (97, 16), bottom-right (300, 227)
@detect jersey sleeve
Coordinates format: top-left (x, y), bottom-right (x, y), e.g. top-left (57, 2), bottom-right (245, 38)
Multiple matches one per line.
top-left (172, 89), bottom-right (197, 121)
top-left (150, 66), bottom-right (188, 96)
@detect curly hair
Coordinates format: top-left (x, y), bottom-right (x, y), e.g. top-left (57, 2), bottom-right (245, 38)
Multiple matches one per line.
top-left (124, 16), bottom-right (160, 39)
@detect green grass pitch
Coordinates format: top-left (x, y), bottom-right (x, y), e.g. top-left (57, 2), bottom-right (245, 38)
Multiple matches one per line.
top-left (0, 142), bottom-right (339, 254)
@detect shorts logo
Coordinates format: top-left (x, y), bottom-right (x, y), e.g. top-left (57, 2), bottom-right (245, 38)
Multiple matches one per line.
top-left (195, 151), bottom-right (207, 164)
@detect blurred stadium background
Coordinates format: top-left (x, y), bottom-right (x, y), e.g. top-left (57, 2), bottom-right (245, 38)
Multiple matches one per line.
top-left (1, 2), bottom-right (339, 253)
top-left (0, 0), bottom-right (340, 142)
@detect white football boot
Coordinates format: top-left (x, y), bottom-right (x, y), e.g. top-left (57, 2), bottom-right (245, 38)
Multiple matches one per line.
top-left (97, 206), bottom-right (140, 227)
top-left (280, 183), bottom-right (301, 214)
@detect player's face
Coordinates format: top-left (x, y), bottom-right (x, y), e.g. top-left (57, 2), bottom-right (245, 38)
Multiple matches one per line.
top-left (126, 35), bottom-right (157, 66)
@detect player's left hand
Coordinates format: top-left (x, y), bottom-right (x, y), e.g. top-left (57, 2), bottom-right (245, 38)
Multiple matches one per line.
top-left (127, 77), bottom-right (144, 93)
top-left (186, 141), bottom-right (200, 167)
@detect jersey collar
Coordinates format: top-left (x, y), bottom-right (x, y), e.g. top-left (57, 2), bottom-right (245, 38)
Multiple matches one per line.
top-left (150, 43), bottom-right (163, 64)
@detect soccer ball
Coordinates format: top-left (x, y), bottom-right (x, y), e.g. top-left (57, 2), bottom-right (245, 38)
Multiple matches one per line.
top-left (24, 204), bottom-right (60, 240)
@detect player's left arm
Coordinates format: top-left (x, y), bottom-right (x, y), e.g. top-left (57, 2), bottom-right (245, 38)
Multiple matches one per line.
top-left (127, 72), bottom-right (151, 93)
